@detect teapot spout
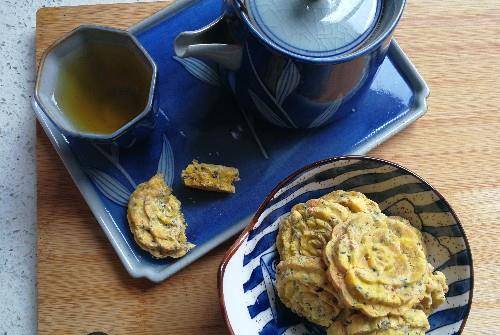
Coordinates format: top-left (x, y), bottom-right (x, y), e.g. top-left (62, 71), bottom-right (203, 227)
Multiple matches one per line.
top-left (174, 15), bottom-right (242, 71)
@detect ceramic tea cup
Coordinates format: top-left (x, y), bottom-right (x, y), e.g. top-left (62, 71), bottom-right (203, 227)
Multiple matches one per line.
top-left (175, 0), bottom-right (406, 129)
top-left (35, 25), bottom-right (158, 147)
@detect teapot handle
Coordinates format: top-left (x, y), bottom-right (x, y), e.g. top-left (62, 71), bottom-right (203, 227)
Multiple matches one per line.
top-left (174, 14), bottom-right (243, 71)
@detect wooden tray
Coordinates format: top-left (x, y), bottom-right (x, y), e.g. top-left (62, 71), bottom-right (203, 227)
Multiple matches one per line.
top-left (36, 1), bottom-right (500, 334)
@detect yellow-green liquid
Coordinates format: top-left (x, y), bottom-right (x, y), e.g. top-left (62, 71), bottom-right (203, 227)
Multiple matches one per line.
top-left (55, 42), bottom-right (151, 134)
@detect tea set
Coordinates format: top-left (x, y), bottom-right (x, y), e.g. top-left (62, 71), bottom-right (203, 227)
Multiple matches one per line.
top-left (31, 0), bottom-right (473, 334)
top-left (37, 0), bottom-right (407, 139)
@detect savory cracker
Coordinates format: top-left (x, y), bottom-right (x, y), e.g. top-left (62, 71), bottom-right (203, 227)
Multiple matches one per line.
top-left (324, 213), bottom-right (429, 317)
top-left (276, 199), bottom-right (351, 261)
top-left (275, 190), bottom-right (448, 331)
top-left (416, 265), bottom-right (448, 314)
top-left (321, 190), bottom-right (381, 214)
top-left (181, 160), bottom-right (239, 193)
top-left (127, 174), bottom-right (194, 258)
top-left (327, 309), bottom-right (430, 335)
top-left (276, 256), bottom-right (341, 327)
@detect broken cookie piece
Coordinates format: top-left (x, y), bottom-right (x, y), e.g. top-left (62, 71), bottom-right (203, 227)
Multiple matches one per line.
top-left (127, 174), bottom-right (194, 258)
top-left (181, 160), bottom-right (240, 193)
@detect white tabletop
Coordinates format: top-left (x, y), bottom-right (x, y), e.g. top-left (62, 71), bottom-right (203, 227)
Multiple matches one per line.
top-left (0, 1), bottom-right (157, 333)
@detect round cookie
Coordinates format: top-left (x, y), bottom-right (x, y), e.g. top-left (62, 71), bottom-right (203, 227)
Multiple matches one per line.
top-left (324, 213), bottom-right (429, 317)
top-left (416, 265), bottom-right (448, 315)
top-left (327, 309), bottom-right (430, 335)
top-left (127, 174), bottom-right (194, 258)
top-left (276, 198), bottom-right (351, 261)
top-left (321, 190), bottom-right (381, 214)
top-left (276, 255), bottom-right (341, 327)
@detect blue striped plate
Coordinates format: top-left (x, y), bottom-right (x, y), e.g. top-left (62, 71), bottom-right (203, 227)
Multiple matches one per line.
top-left (219, 156), bottom-right (473, 335)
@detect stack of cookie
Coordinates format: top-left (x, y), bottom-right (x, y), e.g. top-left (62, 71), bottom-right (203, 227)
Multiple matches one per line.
top-left (275, 191), bottom-right (448, 335)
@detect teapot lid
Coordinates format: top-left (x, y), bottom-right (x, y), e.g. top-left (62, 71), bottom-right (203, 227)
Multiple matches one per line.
top-left (246, 0), bottom-right (382, 58)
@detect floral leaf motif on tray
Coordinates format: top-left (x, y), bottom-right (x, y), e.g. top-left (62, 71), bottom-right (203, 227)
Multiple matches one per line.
top-left (308, 99), bottom-right (343, 128)
top-left (249, 89), bottom-right (289, 128)
top-left (245, 43), bottom-right (297, 128)
top-left (275, 60), bottom-right (300, 106)
top-left (173, 56), bottom-right (220, 87)
top-left (91, 143), bottom-right (137, 188)
top-left (85, 168), bottom-right (131, 207)
top-left (157, 134), bottom-right (175, 187)
top-left (138, 116), bottom-right (156, 129)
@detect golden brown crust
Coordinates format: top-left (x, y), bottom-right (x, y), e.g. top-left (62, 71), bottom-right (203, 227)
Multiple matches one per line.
top-left (276, 190), bottom-right (378, 262)
top-left (324, 213), bottom-right (429, 317)
top-left (416, 266), bottom-right (448, 314)
top-left (328, 309), bottom-right (429, 335)
top-left (276, 256), bottom-right (341, 327)
top-left (275, 191), bottom-right (383, 327)
top-left (276, 199), bottom-right (351, 261)
top-left (181, 160), bottom-right (239, 193)
top-left (321, 190), bottom-right (381, 214)
top-left (127, 174), bottom-right (194, 258)
top-left (275, 190), bottom-right (448, 331)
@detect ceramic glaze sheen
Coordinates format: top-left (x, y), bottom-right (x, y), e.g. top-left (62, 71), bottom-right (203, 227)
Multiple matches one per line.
top-left (248, 0), bottom-right (381, 57)
top-left (174, 0), bottom-right (405, 128)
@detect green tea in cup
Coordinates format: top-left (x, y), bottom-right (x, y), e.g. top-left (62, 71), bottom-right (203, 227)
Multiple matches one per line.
top-left (35, 25), bottom-right (157, 145)
top-left (55, 42), bottom-right (151, 135)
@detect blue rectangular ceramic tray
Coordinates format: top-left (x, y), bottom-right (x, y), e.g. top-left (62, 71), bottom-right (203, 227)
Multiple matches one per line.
top-left (32, 0), bottom-right (429, 282)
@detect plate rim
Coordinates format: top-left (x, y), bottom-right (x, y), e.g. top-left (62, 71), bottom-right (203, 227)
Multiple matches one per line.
top-left (218, 155), bottom-right (474, 335)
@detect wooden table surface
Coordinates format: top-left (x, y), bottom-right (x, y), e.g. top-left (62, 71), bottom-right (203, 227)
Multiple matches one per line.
top-left (36, 1), bottom-right (500, 334)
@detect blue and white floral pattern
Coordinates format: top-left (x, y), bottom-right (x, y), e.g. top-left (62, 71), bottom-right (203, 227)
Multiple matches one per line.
top-left (246, 44), bottom-right (297, 129)
top-left (85, 134), bottom-right (175, 207)
top-left (90, 142), bottom-right (137, 188)
top-left (173, 55), bottom-right (221, 87)
top-left (308, 99), bottom-right (343, 128)
top-left (157, 134), bottom-right (175, 187)
top-left (221, 157), bottom-right (472, 335)
top-left (85, 168), bottom-right (132, 207)
top-left (249, 89), bottom-right (289, 128)
top-left (275, 60), bottom-right (300, 106)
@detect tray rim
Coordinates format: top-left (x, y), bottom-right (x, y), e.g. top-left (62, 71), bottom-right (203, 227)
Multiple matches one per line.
top-left (33, 0), bottom-right (430, 283)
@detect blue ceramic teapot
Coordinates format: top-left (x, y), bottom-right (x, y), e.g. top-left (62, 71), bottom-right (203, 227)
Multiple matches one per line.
top-left (174, 0), bottom-right (406, 128)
